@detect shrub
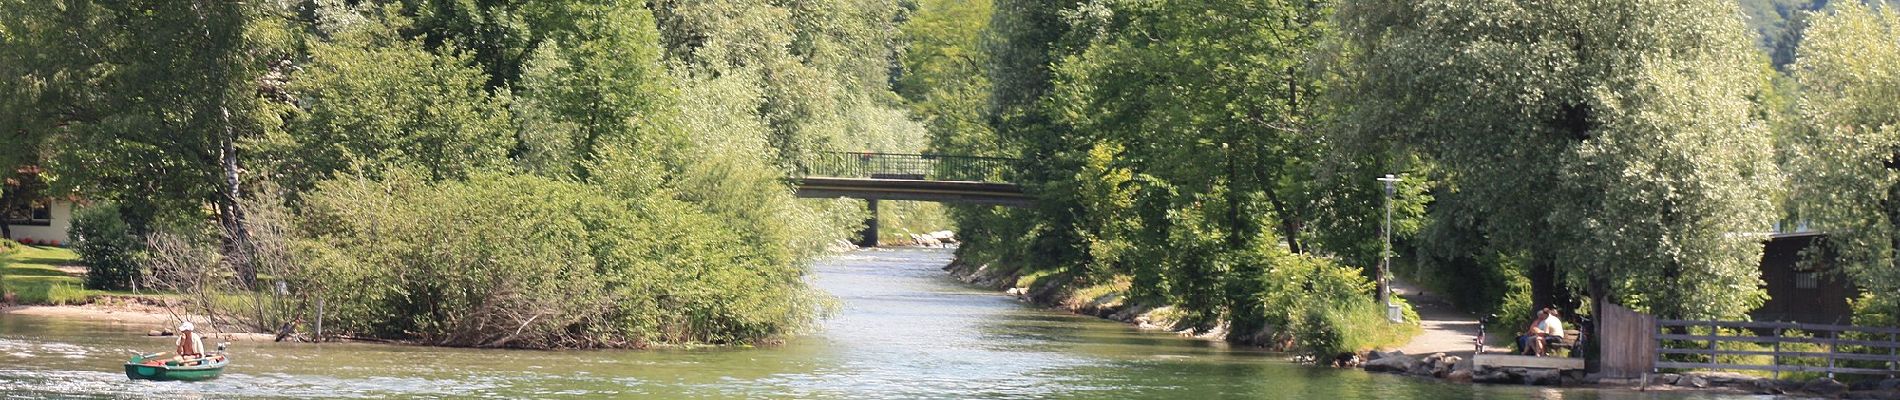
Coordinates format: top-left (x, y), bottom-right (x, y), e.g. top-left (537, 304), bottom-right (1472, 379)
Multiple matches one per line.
top-left (296, 171), bottom-right (829, 348)
top-left (1259, 248), bottom-right (1421, 356)
top-left (70, 203), bottom-right (143, 291)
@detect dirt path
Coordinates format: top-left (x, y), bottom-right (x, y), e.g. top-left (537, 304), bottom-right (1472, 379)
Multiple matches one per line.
top-left (1388, 278), bottom-right (1496, 357)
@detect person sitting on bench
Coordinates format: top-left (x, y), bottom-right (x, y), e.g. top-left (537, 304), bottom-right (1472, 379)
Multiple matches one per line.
top-left (1515, 307), bottom-right (1566, 356)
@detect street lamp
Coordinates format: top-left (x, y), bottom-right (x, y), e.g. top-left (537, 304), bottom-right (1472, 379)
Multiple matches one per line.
top-left (1377, 174), bottom-right (1402, 323)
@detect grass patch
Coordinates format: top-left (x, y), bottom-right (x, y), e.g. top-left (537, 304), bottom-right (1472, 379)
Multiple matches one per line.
top-left (1014, 267), bottom-right (1064, 289)
top-left (2, 242), bottom-right (97, 305)
top-left (1061, 275), bottom-right (1132, 311)
top-left (1659, 327), bottom-right (1830, 381)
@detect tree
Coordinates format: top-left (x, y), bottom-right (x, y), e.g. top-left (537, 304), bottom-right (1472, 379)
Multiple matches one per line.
top-left (651, 0), bottom-right (918, 164)
top-left (1787, 2), bottom-right (1900, 321)
top-left (0, 166), bottom-right (49, 239)
top-left (259, 2), bottom-right (514, 192)
top-left (14, 1), bottom-right (295, 286)
top-left (1340, 0), bottom-right (1781, 323)
top-left (1047, 0), bottom-right (1335, 333)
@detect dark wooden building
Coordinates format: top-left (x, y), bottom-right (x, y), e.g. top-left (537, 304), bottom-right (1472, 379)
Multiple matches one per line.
top-left (1751, 231), bottom-right (1856, 325)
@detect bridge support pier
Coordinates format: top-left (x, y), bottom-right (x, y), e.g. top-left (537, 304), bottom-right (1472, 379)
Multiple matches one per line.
top-left (857, 199), bottom-right (879, 248)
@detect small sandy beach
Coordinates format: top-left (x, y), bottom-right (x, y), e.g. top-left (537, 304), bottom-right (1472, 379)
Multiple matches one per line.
top-left (1, 300), bottom-right (277, 342)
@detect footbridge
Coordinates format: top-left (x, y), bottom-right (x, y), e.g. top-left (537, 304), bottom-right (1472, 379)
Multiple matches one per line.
top-left (792, 152), bottom-right (1030, 246)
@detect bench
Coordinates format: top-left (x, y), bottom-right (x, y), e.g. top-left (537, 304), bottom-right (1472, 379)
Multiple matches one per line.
top-left (1513, 329), bottom-right (1583, 356)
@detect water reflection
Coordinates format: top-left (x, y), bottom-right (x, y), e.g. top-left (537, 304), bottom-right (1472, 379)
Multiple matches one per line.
top-left (1, 248), bottom-right (1766, 399)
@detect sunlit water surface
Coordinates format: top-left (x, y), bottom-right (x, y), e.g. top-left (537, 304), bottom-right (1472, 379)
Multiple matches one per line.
top-left (1, 248), bottom-right (1763, 399)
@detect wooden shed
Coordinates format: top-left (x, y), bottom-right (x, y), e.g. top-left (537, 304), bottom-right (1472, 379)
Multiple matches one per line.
top-left (1750, 231), bottom-right (1855, 325)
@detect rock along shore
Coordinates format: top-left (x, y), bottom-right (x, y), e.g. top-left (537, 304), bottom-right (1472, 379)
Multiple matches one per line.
top-left (1358, 349), bottom-right (1900, 399)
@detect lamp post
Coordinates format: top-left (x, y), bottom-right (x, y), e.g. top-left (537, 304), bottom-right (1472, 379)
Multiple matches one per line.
top-left (1377, 174), bottom-right (1401, 323)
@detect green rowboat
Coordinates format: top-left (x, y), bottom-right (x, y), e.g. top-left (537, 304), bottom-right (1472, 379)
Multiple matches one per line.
top-left (124, 352), bottom-right (229, 382)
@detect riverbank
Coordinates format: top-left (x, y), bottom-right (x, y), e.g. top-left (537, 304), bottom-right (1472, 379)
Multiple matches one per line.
top-left (1362, 350), bottom-right (1890, 399)
top-left (941, 256), bottom-right (1226, 342)
top-left (1363, 281), bottom-right (1888, 398)
top-left (0, 297), bottom-right (276, 342)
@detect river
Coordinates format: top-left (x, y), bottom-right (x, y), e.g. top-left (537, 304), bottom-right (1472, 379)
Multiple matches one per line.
top-left (1, 248), bottom-right (1760, 399)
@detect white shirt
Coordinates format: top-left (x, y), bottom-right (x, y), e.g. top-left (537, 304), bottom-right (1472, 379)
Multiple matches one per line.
top-left (1536, 315), bottom-right (1564, 335)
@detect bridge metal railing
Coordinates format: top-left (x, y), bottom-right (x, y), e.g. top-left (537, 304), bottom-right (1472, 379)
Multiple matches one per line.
top-left (794, 152), bottom-right (1018, 183)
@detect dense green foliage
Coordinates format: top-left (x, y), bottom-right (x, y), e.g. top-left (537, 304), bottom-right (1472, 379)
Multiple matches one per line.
top-left (914, 0), bottom-right (1900, 355)
top-left (1342, 0), bottom-right (1783, 320)
top-left (9, 0), bottom-right (1900, 354)
top-left (0, 0), bottom-right (901, 347)
top-left (906, 0), bottom-right (1422, 352)
top-left (69, 203), bottom-right (141, 291)
top-left (295, 172), bottom-right (829, 347)
top-left (1787, 2), bottom-right (1900, 321)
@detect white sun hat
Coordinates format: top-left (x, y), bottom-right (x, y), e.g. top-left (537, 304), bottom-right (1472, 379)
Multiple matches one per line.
top-left (178, 321), bottom-right (194, 332)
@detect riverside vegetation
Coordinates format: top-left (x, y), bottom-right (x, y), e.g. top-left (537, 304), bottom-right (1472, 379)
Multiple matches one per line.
top-left (0, 0), bottom-right (914, 348)
top-left (6, 0), bottom-right (1900, 360)
top-left (907, 0), bottom-right (1900, 360)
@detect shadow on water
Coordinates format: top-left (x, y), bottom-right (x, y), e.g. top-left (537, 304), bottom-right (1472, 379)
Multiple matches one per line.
top-left (0, 247), bottom-right (1767, 399)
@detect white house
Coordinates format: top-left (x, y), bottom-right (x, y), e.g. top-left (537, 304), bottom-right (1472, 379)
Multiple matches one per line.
top-left (4, 198), bottom-right (74, 245)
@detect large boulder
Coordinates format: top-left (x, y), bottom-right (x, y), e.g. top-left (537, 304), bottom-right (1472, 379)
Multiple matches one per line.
top-left (1409, 353), bottom-right (1446, 376)
top-left (1368, 350), bottom-right (1404, 361)
top-left (1445, 369), bottom-right (1473, 383)
top-left (1879, 378), bottom-right (1900, 391)
top-left (1470, 365), bottom-right (1519, 384)
top-left (1804, 378), bottom-right (1849, 397)
top-left (1650, 373), bottom-right (1680, 386)
top-left (1431, 355), bottom-right (1462, 378)
top-left (1749, 379), bottom-right (1785, 395)
top-left (1363, 354), bottom-right (1418, 373)
top-left (1522, 369), bottom-right (1562, 386)
top-left (928, 230), bottom-right (957, 244)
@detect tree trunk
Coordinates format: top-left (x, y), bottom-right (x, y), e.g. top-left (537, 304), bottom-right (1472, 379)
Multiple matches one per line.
top-left (192, 0), bottom-right (254, 288)
top-left (1529, 259), bottom-right (1557, 313)
top-left (1585, 275), bottom-right (1609, 373)
top-left (1263, 189), bottom-right (1303, 254)
top-left (217, 111), bottom-right (255, 288)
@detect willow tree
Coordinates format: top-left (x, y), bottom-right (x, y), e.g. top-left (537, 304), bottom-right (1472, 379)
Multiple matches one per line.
top-left (1788, 3), bottom-right (1900, 323)
top-left (1341, 0), bottom-right (1781, 321)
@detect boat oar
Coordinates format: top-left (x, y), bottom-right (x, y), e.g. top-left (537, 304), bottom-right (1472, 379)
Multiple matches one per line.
top-left (129, 351), bottom-right (167, 363)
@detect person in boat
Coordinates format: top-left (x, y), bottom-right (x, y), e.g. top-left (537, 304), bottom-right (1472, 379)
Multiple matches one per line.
top-left (174, 321), bottom-right (205, 363)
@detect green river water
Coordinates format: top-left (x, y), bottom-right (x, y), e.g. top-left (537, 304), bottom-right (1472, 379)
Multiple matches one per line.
top-left (1, 248), bottom-right (1764, 399)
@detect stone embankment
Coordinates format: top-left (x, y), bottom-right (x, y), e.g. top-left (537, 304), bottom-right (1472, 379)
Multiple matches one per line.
top-left (944, 259), bottom-right (1195, 336)
top-left (1359, 349), bottom-right (1900, 398)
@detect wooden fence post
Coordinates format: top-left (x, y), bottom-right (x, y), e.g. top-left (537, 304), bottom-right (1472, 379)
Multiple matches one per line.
top-left (1828, 329), bottom-right (1838, 379)
top-left (1773, 324), bottom-right (1783, 380)
top-left (1708, 321), bottom-right (1719, 365)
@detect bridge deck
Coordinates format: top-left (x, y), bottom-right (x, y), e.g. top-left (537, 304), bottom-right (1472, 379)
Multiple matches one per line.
top-left (794, 177), bottom-right (1031, 207)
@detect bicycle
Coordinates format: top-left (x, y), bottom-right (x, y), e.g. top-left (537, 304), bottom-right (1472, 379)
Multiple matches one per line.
top-left (1475, 314), bottom-right (1496, 354)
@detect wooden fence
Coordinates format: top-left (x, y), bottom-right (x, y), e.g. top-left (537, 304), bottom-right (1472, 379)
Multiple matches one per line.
top-left (1598, 302), bottom-right (1656, 378)
top-left (1655, 319), bottom-right (1900, 378)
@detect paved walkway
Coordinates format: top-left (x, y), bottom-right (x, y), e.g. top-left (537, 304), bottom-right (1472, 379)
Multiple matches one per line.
top-left (1389, 278), bottom-right (1496, 357)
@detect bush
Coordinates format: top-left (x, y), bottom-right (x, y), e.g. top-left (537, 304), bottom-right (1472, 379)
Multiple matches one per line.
top-left (70, 203), bottom-right (143, 291)
top-left (1259, 248), bottom-right (1421, 356)
top-left (296, 171), bottom-right (829, 348)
